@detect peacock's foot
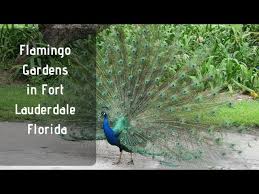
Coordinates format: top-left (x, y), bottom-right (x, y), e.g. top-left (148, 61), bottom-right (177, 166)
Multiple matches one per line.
top-left (127, 160), bottom-right (134, 165)
top-left (112, 160), bottom-right (122, 165)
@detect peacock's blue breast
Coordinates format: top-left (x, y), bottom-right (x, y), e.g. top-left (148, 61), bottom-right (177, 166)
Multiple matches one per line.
top-left (105, 131), bottom-right (120, 146)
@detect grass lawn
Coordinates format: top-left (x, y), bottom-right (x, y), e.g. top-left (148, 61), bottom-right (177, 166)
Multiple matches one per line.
top-left (0, 85), bottom-right (57, 121)
top-left (207, 100), bottom-right (259, 127)
top-left (218, 100), bottom-right (259, 125)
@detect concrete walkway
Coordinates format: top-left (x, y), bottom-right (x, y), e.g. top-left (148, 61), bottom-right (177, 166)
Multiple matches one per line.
top-left (0, 122), bottom-right (258, 170)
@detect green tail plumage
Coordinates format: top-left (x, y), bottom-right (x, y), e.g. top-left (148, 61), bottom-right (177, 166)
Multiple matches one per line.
top-left (95, 25), bottom-right (241, 165)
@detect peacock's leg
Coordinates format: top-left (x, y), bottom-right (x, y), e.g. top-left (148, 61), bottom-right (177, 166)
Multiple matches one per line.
top-left (113, 150), bottom-right (122, 165)
top-left (127, 153), bottom-right (134, 165)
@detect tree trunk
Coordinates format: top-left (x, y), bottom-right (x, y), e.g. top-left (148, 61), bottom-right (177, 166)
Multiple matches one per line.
top-left (15, 24), bottom-right (109, 64)
top-left (38, 24), bottom-right (108, 46)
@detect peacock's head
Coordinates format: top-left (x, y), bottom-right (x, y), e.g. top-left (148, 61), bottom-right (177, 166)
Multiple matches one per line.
top-left (101, 106), bottom-right (109, 118)
top-left (101, 111), bottom-right (108, 118)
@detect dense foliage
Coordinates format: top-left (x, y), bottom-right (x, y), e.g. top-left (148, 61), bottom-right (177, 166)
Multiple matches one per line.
top-left (98, 25), bottom-right (259, 92)
top-left (0, 24), bottom-right (258, 93)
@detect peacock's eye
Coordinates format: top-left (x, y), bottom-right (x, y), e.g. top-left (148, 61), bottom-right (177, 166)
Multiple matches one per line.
top-left (191, 64), bottom-right (197, 68)
top-left (145, 79), bottom-right (150, 84)
top-left (128, 75), bottom-right (133, 80)
top-left (118, 59), bottom-right (123, 64)
top-left (183, 89), bottom-right (188, 94)
top-left (171, 82), bottom-right (176, 88)
top-left (228, 102), bottom-right (234, 107)
top-left (180, 73), bottom-right (185, 79)
top-left (104, 60), bottom-right (108, 65)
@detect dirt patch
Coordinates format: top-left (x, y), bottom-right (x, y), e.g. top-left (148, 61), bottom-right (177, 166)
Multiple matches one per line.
top-left (218, 92), bottom-right (256, 103)
top-left (233, 93), bottom-right (254, 101)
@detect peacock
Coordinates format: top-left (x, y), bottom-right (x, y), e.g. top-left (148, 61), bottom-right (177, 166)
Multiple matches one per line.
top-left (101, 111), bottom-right (136, 164)
top-left (64, 25), bottom-right (245, 167)
top-left (94, 25), bottom-right (246, 166)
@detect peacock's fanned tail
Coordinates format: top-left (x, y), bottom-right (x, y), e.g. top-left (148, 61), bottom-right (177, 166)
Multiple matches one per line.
top-left (96, 25), bottom-right (240, 165)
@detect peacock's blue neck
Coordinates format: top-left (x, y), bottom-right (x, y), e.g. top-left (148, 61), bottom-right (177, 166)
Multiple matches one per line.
top-left (103, 115), bottom-right (110, 128)
top-left (102, 115), bottom-right (119, 145)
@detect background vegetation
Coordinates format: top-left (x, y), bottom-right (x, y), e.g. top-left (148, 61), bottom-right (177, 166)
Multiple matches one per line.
top-left (0, 24), bottom-right (258, 127)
